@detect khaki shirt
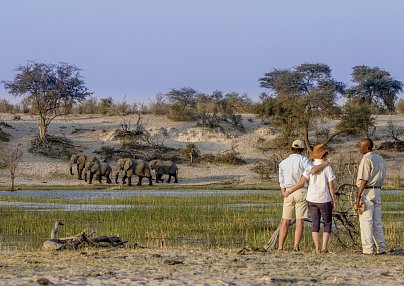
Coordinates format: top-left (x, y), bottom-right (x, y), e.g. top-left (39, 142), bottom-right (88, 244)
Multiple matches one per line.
top-left (356, 152), bottom-right (387, 188)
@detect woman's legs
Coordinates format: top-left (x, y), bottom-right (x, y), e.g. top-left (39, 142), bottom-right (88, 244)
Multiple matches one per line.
top-left (320, 201), bottom-right (333, 252)
top-left (309, 202), bottom-right (321, 252)
top-left (311, 232), bottom-right (320, 253)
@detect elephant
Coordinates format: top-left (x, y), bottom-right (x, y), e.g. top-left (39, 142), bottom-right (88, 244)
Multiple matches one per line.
top-left (149, 159), bottom-right (178, 183)
top-left (113, 158), bottom-right (153, 186)
top-left (83, 160), bottom-right (112, 184)
top-left (69, 154), bottom-right (100, 180)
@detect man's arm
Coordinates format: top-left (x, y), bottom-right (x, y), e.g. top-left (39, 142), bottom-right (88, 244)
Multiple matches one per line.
top-left (301, 156), bottom-right (329, 175)
top-left (280, 187), bottom-right (287, 198)
top-left (285, 175), bottom-right (308, 197)
top-left (310, 161), bottom-right (329, 174)
top-left (355, 179), bottom-right (367, 208)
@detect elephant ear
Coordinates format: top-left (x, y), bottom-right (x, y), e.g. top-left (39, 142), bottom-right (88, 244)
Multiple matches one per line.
top-left (123, 159), bottom-right (133, 171)
top-left (78, 155), bottom-right (87, 165)
top-left (70, 154), bottom-right (79, 164)
top-left (83, 161), bottom-right (91, 172)
top-left (149, 160), bottom-right (156, 169)
top-left (91, 162), bottom-right (99, 173)
top-left (155, 165), bottom-right (164, 173)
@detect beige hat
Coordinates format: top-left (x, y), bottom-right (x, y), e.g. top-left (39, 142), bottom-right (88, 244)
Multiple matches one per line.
top-left (291, 139), bottom-right (304, 149)
top-left (310, 144), bottom-right (329, 159)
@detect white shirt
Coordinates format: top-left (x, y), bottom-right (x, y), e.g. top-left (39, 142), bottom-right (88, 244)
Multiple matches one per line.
top-left (278, 154), bottom-right (314, 189)
top-left (304, 159), bottom-right (336, 203)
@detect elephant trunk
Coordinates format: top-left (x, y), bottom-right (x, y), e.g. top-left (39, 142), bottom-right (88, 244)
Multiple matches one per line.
top-left (69, 165), bottom-right (73, 175)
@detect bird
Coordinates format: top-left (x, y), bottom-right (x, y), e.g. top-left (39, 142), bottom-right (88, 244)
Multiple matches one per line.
top-left (43, 221), bottom-right (65, 250)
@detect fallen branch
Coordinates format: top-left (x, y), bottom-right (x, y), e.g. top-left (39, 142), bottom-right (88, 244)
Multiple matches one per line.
top-left (43, 221), bottom-right (128, 250)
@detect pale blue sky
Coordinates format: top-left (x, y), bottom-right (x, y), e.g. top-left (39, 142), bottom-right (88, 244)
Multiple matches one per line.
top-left (1, 0), bottom-right (403, 104)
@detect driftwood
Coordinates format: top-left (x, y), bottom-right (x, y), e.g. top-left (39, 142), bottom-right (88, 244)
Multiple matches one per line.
top-left (43, 231), bottom-right (128, 251)
top-left (43, 221), bottom-right (127, 251)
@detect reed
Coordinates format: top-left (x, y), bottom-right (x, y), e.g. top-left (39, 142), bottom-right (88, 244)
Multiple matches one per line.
top-left (0, 190), bottom-right (402, 251)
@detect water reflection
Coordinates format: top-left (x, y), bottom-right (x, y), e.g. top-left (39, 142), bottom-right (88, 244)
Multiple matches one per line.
top-left (0, 201), bottom-right (135, 211)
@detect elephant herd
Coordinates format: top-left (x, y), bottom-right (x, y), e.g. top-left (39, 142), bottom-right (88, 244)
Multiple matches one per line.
top-left (69, 154), bottom-right (178, 186)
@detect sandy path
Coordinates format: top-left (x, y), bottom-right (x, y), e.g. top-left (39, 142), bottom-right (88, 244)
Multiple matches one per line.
top-left (0, 247), bottom-right (402, 285)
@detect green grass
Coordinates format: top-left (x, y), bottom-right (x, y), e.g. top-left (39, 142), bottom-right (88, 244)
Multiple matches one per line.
top-left (0, 190), bottom-right (402, 251)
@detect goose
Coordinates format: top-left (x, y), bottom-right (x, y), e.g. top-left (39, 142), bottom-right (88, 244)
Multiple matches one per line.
top-left (43, 221), bottom-right (65, 250)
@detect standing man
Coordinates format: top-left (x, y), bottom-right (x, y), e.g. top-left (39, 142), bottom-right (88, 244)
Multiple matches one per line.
top-left (278, 139), bottom-right (327, 251)
top-left (355, 138), bottom-right (387, 255)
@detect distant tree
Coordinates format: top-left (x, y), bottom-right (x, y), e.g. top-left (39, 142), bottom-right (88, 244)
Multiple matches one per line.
top-left (336, 99), bottom-right (375, 136)
top-left (149, 93), bottom-right (168, 116)
top-left (0, 144), bottom-right (22, 191)
top-left (221, 92), bottom-right (253, 118)
top-left (346, 65), bottom-right (403, 113)
top-left (258, 63), bottom-right (345, 149)
top-left (165, 87), bottom-right (198, 121)
top-left (97, 97), bottom-right (114, 115)
top-left (0, 99), bottom-right (16, 114)
top-left (396, 99), bottom-right (404, 114)
top-left (2, 61), bottom-right (92, 142)
top-left (74, 97), bottom-right (98, 114)
top-left (115, 96), bottom-right (132, 116)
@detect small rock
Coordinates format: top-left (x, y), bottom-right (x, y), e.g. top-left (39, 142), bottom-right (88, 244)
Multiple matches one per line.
top-left (37, 277), bottom-right (51, 285)
top-left (163, 259), bottom-right (184, 265)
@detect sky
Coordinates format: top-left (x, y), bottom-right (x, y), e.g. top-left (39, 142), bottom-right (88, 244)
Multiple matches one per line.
top-left (1, 0), bottom-right (404, 105)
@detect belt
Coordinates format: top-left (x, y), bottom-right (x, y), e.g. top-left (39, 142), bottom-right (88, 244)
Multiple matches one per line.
top-left (365, 186), bottom-right (381, 189)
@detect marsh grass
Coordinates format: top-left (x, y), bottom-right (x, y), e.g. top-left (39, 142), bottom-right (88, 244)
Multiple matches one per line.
top-left (0, 190), bottom-right (402, 251)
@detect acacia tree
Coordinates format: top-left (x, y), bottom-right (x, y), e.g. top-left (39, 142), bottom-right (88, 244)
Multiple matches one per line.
top-left (2, 62), bottom-right (92, 142)
top-left (347, 65), bottom-right (403, 113)
top-left (258, 63), bottom-right (345, 149)
top-left (165, 87), bottom-right (198, 121)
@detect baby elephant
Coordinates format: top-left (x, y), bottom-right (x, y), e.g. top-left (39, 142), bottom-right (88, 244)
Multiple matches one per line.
top-left (149, 159), bottom-right (178, 183)
top-left (83, 161), bottom-right (112, 184)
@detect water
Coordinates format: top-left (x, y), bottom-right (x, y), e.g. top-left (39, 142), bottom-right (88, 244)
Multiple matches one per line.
top-left (0, 189), bottom-right (280, 211)
top-left (0, 189), bottom-right (274, 199)
top-left (0, 189), bottom-right (401, 212)
top-left (0, 201), bottom-right (135, 211)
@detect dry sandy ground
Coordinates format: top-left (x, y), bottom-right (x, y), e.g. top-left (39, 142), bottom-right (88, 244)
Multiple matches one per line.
top-left (0, 247), bottom-right (403, 286)
top-left (0, 113), bottom-right (271, 187)
top-left (0, 113), bottom-right (403, 187)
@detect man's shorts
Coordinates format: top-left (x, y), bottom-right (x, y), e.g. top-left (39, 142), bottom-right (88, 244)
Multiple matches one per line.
top-left (282, 188), bottom-right (309, 219)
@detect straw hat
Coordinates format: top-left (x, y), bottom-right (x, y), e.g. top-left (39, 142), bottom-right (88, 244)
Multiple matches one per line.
top-left (310, 144), bottom-right (329, 159)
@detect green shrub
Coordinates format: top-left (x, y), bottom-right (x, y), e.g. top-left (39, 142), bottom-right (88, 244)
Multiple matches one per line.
top-left (336, 99), bottom-right (375, 135)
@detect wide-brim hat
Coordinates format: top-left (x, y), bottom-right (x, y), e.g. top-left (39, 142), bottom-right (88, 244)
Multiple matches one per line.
top-left (310, 144), bottom-right (329, 159)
